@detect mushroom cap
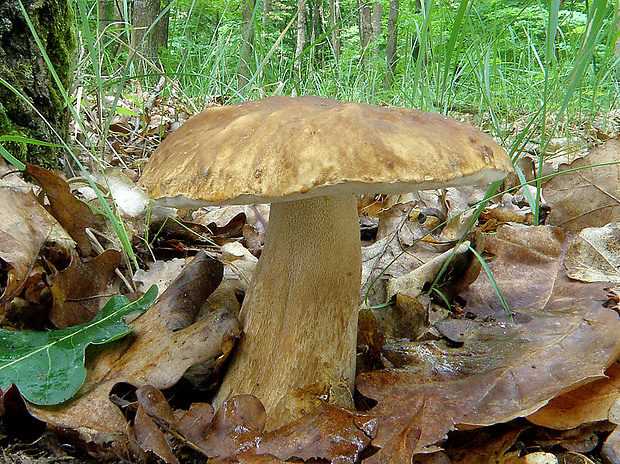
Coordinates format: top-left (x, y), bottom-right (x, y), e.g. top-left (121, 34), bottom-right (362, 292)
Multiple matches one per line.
top-left (139, 96), bottom-right (513, 207)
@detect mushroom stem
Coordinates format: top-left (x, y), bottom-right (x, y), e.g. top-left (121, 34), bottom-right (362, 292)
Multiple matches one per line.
top-left (213, 194), bottom-right (362, 430)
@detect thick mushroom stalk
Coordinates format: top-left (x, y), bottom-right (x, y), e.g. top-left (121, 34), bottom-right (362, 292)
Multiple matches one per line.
top-left (213, 194), bottom-right (362, 429)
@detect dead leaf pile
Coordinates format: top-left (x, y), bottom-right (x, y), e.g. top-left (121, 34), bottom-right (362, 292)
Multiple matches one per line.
top-left (3, 95), bottom-right (620, 464)
top-left (0, 161), bottom-right (122, 327)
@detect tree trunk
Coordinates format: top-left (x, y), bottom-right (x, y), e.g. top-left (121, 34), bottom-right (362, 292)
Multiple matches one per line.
top-left (238, 0), bottom-right (255, 89)
top-left (262, 0), bottom-right (271, 35)
top-left (371, 2), bottom-right (381, 41)
top-left (98, 0), bottom-right (114, 36)
top-left (329, 0), bottom-right (341, 63)
top-left (131, 0), bottom-right (168, 73)
top-left (411, 0), bottom-right (423, 64)
top-left (357, 0), bottom-right (372, 59)
top-left (0, 0), bottom-right (75, 169)
top-left (97, 0), bottom-right (117, 70)
top-left (384, 0), bottom-right (399, 88)
top-left (153, 0), bottom-right (169, 53)
top-left (294, 0), bottom-right (307, 80)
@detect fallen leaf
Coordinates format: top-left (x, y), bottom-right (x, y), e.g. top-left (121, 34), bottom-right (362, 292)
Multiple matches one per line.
top-left (28, 252), bottom-right (239, 456)
top-left (446, 426), bottom-right (524, 464)
top-left (544, 139), bottom-right (620, 234)
top-left (190, 394), bottom-right (266, 458)
top-left (357, 224), bottom-right (620, 463)
top-left (257, 403), bottom-right (376, 462)
top-left (0, 187), bottom-right (74, 308)
top-left (25, 163), bottom-right (102, 257)
top-left (48, 248), bottom-right (122, 327)
top-left (564, 223), bottom-right (620, 283)
top-left (133, 257), bottom-right (191, 294)
top-left (135, 403), bottom-right (179, 464)
top-left (183, 396), bottom-right (376, 463)
top-left (192, 205), bottom-right (247, 236)
top-left (134, 386), bottom-right (179, 464)
top-left (527, 362), bottom-right (620, 429)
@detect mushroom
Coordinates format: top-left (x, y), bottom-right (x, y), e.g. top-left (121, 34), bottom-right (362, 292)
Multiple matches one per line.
top-left (138, 95), bottom-right (513, 429)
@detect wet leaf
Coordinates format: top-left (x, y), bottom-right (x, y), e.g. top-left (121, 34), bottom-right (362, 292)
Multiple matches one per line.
top-left (357, 224), bottom-right (620, 463)
top-left (182, 396), bottom-right (375, 463)
top-left (0, 285), bottom-right (157, 406)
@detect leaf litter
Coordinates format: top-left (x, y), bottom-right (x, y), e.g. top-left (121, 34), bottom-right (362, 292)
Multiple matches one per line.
top-left (2, 110), bottom-right (620, 463)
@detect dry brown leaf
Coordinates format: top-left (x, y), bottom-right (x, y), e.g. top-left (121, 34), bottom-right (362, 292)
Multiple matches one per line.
top-left (24, 163), bottom-right (102, 257)
top-left (602, 426), bottom-right (620, 464)
top-left (257, 403), bottom-right (376, 462)
top-left (564, 223), bottom-right (620, 283)
top-left (136, 385), bottom-right (177, 424)
top-left (133, 257), bottom-right (192, 294)
top-left (135, 403), bottom-right (179, 464)
top-left (176, 396), bottom-right (375, 462)
top-left (193, 206), bottom-right (247, 235)
top-left (544, 139), bottom-right (620, 234)
top-left (134, 386), bottom-right (180, 464)
top-left (48, 248), bottom-right (122, 327)
top-left (0, 187), bottom-right (74, 308)
top-left (447, 427), bottom-right (525, 464)
top-left (176, 402), bottom-right (215, 447)
top-left (356, 224), bottom-right (620, 463)
top-left (527, 362), bottom-right (620, 429)
top-left (191, 394), bottom-right (266, 457)
top-left (28, 252), bottom-right (239, 456)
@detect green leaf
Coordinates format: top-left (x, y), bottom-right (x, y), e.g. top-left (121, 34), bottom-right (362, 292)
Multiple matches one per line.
top-left (114, 106), bottom-right (139, 116)
top-left (0, 285), bottom-right (158, 406)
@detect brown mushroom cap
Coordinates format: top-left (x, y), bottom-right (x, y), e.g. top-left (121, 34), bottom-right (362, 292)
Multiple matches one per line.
top-left (138, 95), bottom-right (512, 207)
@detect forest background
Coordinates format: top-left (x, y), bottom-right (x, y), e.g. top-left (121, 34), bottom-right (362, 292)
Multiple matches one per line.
top-left (96, 0), bottom-right (620, 131)
top-left (1, 0), bottom-right (619, 174)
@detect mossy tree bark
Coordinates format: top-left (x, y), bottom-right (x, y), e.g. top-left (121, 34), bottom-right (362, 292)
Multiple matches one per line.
top-left (0, 0), bottom-right (75, 169)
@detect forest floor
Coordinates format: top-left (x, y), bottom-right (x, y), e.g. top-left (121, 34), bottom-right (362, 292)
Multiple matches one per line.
top-left (2, 89), bottom-right (620, 463)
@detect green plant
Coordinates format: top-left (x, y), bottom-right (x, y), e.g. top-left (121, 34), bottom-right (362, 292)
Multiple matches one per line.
top-left (0, 286), bottom-right (157, 406)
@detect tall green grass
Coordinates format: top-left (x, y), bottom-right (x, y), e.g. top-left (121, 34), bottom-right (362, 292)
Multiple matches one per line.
top-left (1, 0), bottom-right (618, 276)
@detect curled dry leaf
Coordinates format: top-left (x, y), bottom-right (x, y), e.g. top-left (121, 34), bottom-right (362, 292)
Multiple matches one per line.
top-left (28, 252), bottom-right (240, 456)
top-left (357, 224), bottom-right (620, 463)
top-left (134, 386), bottom-right (179, 464)
top-left (48, 248), bottom-right (122, 328)
top-left (0, 187), bottom-right (74, 308)
top-left (564, 223), bottom-right (620, 283)
top-left (135, 403), bottom-right (179, 464)
top-left (24, 163), bottom-right (102, 257)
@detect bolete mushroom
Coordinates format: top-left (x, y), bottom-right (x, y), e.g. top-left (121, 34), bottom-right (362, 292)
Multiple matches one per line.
top-left (138, 95), bottom-right (512, 429)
